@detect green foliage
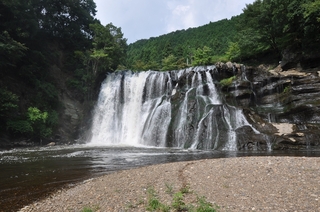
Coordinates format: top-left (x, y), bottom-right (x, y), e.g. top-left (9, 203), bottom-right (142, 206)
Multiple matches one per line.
top-left (220, 76), bottom-right (236, 87)
top-left (171, 191), bottom-right (187, 211)
top-left (132, 60), bottom-right (149, 71)
top-left (0, 31), bottom-right (27, 67)
top-left (5, 106), bottom-right (57, 138)
top-left (27, 107), bottom-right (53, 137)
top-left (0, 88), bottom-right (18, 116)
top-left (180, 185), bottom-right (191, 194)
top-left (303, 0), bottom-right (320, 22)
top-left (145, 185), bottom-right (218, 212)
top-left (192, 46), bottom-right (213, 66)
top-left (127, 0), bottom-right (320, 68)
top-left (238, 0), bottom-right (320, 58)
top-left (127, 18), bottom-right (238, 70)
top-left (211, 55), bottom-right (229, 63)
top-left (89, 22), bottom-right (127, 73)
top-left (68, 22), bottom-right (127, 100)
top-left (226, 42), bottom-right (241, 61)
top-left (37, 0), bottom-right (97, 48)
top-left (0, 0), bottom-right (128, 140)
top-left (6, 120), bottom-right (33, 134)
top-left (81, 208), bottom-right (93, 212)
top-left (0, 89), bottom-right (57, 138)
top-left (165, 182), bottom-right (174, 194)
top-left (161, 54), bottom-right (187, 71)
top-left (81, 205), bottom-right (100, 212)
top-left (196, 196), bottom-right (218, 212)
top-left (27, 107), bottom-right (48, 123)
top-left (146, 187), bottom-right (169, 211)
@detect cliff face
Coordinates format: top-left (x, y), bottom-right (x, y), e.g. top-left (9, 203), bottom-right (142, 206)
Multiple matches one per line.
top-left (219, 60), bottom-right (320, 150)
top-left (48, 64), bottom-right (85, 145)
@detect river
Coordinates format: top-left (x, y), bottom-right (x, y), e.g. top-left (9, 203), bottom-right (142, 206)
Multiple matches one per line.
top-left (1, 145), bottom-right (319, 211)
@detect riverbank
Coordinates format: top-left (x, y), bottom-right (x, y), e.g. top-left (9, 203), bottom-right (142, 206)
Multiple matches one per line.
top-left (19, 156), bottom-right (320, 212)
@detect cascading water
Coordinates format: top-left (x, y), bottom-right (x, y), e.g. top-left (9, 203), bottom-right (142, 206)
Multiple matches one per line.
top-left (88, 66), bottom-right (258, 150)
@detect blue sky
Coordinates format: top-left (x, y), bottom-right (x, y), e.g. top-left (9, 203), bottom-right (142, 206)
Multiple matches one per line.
top-left (94, 0), bottom-right (256, 44)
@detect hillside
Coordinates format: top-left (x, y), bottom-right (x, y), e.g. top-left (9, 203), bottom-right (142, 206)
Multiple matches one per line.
top-left (126, 17), bottom-right (239, 70)
top-left (126, 0), bottom-right (320, 71)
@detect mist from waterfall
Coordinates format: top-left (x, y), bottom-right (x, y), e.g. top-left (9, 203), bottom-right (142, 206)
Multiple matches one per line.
top-left (87, 66), bottom-right (256, 150)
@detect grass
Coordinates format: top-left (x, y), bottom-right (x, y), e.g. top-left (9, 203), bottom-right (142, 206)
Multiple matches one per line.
top-left (180, 184), bottom-right (191, 194)
top-left (146, 185), bottom-right (219, 212)
top-left (165, 182), bottom-right (174, 194)
top-left (81, 208), bottom-right (92, 212)
top-left (171, 191), bottom-right (187, 211)
top-left (81, 205), bottom-right (100, 212)
top-left (146, 187), bottom-right (170, 212)
top-left (196, 196), bottom-right (218, 212)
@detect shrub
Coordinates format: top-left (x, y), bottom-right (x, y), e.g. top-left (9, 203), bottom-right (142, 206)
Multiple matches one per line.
top-left (220, 76), bottom-right (236, 87)
top-left (6, 120), bottom-right (33, 134)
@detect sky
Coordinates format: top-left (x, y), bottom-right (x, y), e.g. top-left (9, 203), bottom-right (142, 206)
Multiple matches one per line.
top-left (94, 0), bottom-right (256, 44)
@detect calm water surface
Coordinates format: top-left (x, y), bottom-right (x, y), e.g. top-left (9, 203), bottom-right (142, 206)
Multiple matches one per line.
top-left (0, 145), bottom-right (319, 211)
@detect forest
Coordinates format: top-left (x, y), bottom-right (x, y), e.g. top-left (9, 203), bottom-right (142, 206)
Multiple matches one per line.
top-left (126, 0), bottom-right (320, 71)
top-left (1, 0), bottom-right (320, 143)
top-left (0, 0), bottom-right (127, 143)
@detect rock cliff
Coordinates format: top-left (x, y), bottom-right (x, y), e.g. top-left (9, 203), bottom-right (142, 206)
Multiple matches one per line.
top-left (218, 61), bottom-right (320, 150)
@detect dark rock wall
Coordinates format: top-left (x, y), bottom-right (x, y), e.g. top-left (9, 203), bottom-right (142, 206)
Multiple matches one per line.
top-left (220, 62), bottom-right (320, 150)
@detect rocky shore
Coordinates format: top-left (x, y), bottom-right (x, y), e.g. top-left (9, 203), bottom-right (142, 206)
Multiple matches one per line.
top-left (19, 156), bottom-right (320, 212)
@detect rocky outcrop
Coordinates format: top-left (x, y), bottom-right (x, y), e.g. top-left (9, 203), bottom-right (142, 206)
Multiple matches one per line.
top-left (218, 61), bottom-right (320, 150)
top-left (49, 64), bottom-right (87, 145)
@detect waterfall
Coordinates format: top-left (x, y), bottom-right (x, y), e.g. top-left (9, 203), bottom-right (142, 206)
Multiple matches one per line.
top-left (87, 67), bottom-right (258, 150)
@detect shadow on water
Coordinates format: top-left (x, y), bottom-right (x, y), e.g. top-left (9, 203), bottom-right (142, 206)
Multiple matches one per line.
top-left (0, 145), bottom-right (320, 211)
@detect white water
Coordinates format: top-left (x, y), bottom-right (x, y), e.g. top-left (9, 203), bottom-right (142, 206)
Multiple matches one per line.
top-left (88, 67), bottom-right (257, 150)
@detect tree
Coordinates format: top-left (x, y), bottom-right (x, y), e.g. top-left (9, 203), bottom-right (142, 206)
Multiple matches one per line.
top-left (126, 18), bottom-right (238, 70)
top-left (36, 0), bottom-right (97, 48)
top-left (192, 46), bottom-right (212, 66)
top-left (0, 0), bottom-right (101, 140)
top-left (0, 31), bottom-right (27, 68)
top-left (161, 54), bottom-right (178, 71)
top-left (89, 22), bottom-right (127, 74)
top-left (6, 106), bottom-right (56, 138)
top-left (226, 42), bottom-right (241, 61)
top-left (303, 0), bottom-right (320, 22)
top-left (0, 88), bottom-right (19, 131)
top-left (302, 0), bottom-right (320, 51)
top-left (238, 0), bottom-right (320, 58)
top-left (68, 22), bottom-right (127, 101)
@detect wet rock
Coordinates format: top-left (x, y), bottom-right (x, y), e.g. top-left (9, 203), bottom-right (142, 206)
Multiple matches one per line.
top-left (281, 48), bottom-right (301, 70)
top-left (236, 126), bottom-right (266, 150)
top-left (47, 142), bottom-right (56, 146)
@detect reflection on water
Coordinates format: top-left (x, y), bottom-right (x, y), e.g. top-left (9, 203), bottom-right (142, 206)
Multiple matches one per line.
top-left (0, 145), bottom-right (319, 211)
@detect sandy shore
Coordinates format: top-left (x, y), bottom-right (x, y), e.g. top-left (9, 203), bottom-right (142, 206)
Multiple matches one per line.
top-left (19, 156), bottom-right (320, 212)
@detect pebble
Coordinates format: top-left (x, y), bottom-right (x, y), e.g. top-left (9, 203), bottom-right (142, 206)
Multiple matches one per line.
top-left (18, 157), bottom-right (320, 212)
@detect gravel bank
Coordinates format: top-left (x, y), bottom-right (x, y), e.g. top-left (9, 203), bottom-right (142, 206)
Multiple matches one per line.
top-left (19, 156), bottom-right (320, 212)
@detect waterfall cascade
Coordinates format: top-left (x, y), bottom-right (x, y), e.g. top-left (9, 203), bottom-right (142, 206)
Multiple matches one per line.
top-left (88, 66), bottom-right (257, 150)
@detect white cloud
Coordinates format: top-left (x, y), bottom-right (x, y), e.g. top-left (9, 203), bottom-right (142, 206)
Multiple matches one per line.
top-left (166, 2), bottom-right (196, 32)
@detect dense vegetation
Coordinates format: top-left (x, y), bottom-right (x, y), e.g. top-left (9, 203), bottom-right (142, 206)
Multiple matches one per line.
top-left (126, 0), bottom-right (320, 71)
top-left (126, 18), bottom-right (238, 71)
top-left (0, 0), bottom-right (127, 142)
